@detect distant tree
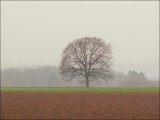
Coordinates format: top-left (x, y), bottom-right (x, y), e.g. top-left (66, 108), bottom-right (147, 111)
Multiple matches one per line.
top-left (138, 72), bottom-right (146, 80)
top-left (60, 37), bottom-right (113, 87)
top-left (128, 70), bottom-right (137, 77)
top-left (128, 70), bottom-right (146, 80)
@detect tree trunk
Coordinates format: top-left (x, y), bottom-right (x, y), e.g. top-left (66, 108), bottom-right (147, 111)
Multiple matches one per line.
top-left (86, 76), bottom-right (89, 87)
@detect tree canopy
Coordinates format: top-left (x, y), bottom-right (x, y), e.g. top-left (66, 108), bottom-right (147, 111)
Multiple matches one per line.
top-left (60, 37), bottom-right (112, 87)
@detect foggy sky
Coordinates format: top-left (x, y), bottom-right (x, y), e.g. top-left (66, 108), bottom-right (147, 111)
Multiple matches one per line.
top-left (1, 1), bottom-right (159, 79)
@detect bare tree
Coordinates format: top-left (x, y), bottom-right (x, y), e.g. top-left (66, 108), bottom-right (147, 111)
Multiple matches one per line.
top-left (60, 37), bottom-right (112, 87)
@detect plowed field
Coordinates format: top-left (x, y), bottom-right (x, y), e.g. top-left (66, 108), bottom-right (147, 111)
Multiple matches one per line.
top-left (1, 92), bottom-right (159, 119)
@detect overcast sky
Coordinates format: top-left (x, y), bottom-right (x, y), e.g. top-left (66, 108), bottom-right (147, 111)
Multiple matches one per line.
top-left (1, 1), bottom-right (159, 79)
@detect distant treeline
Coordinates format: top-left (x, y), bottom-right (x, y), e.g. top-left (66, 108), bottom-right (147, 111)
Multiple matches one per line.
top-left (1, 66), bottom-right (159, 87)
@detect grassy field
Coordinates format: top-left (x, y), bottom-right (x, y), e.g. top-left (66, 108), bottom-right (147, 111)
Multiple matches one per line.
top-left (1, 87), bottom-right (159, 92)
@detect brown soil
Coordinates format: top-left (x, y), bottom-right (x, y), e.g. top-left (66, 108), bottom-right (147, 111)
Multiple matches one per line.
top-left (1, 92), bottom-right (159, 119)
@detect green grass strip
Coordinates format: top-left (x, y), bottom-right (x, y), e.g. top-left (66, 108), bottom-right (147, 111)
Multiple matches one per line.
top-left (1, 87), bottom-right (159, 92)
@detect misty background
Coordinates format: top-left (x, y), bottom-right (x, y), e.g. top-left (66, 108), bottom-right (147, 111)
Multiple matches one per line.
top-left (1, 1), bottom-right (159, 87)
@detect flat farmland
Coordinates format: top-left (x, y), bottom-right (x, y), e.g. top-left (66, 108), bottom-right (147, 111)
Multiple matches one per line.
top-left (1, 87), bottom-right (159, 119)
